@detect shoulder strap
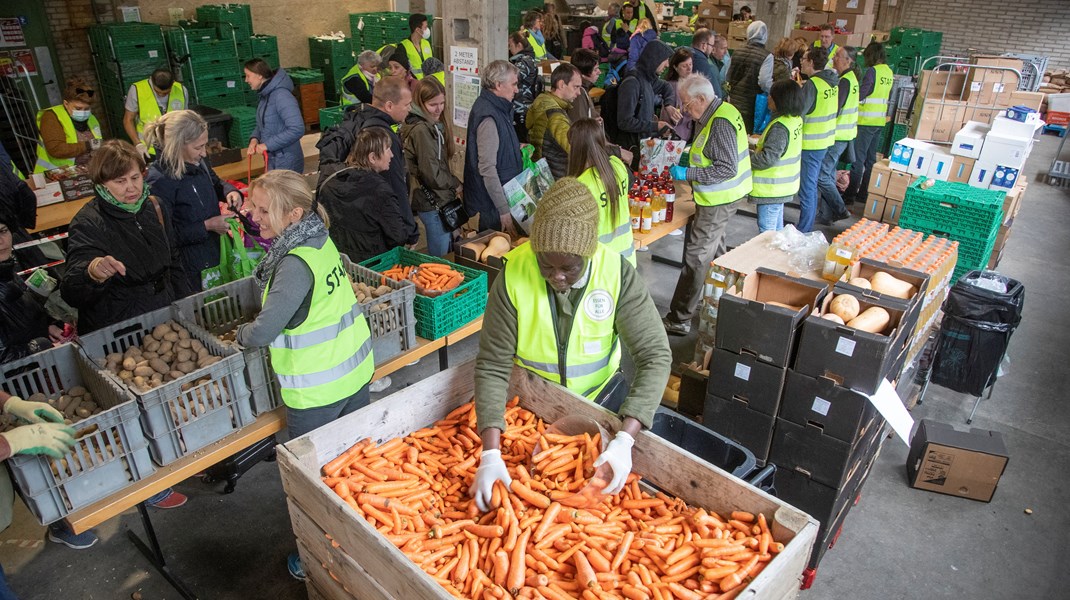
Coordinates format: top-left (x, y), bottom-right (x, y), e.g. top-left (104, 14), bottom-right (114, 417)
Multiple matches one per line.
top-left (148, 196), bottom-right (164, 227)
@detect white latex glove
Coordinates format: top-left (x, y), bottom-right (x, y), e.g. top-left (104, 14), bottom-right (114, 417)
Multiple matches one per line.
top-left (470, 449), bottom-right (512, 512)
top-left (0, 423), bottom-right (76, 459)
top-left (135, 143), bottom-right (150, 159)
top-left (4, 396), bottom-right (64, 424)
top-left (593, 431), bottom-right (635, 495)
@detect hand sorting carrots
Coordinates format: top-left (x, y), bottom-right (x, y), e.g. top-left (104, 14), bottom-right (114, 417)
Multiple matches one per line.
top-left (319, 398), bottom-right (786, 600)
top-left (380, 262), bottom-right (466, 294)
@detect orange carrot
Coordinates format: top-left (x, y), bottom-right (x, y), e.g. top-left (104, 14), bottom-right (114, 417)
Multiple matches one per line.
top-left (492, 549), bottom-right (509, 587)
top-left (573, 549), bottom-right (598, 590)
top-left (533, 502), bottom-right (562, 542)
top-left (507, 529), bottom-right (530, 594)
top-left (510, 479), bottom-right (552, 509)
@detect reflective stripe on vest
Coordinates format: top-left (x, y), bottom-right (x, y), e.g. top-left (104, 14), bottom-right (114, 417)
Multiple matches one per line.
top-left (814, 41), bottom-right (840, 70)
top-left (688, 102), bottom-right (753, 206)
top-left (134, 80), bottom-right (185, 154)
top-left (526, 32), bottom-right (548, 61)
top-left (400, 38), bottom-right (432, 79)
top-left (859, 64), bottom-right (894, 126)
top-left (835, 70), bottom-right (859, 141)
top-left (802, 77), bottom-right (837, 150)
top-left (265, 239), bottom-right (374, 409)
top-left (751, 115), bottom-right (803, 198)
top-left (577, 155), bottom-right (635, 266)
top-left (506, 243), bottom-right (622, 400)
top-left (34, 106), bottom-right (101, 173)
top-left (340, 65), bottom-right (372, 105)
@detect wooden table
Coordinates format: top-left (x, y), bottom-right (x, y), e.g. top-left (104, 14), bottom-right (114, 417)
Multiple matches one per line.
top-left (30, 197), bottom-right (91, 233)
top-left (633, 186), bottom-right (696, 267)
top-left (371, 316), bottom-right (484, 381)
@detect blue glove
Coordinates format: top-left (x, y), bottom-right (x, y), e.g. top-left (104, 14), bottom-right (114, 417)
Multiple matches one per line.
top-left (669, 165), bottom-right (688, 181)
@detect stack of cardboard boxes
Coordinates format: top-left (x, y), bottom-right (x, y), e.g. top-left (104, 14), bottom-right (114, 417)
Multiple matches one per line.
top-left (793, 0), bottom-right (877, 49)
top-left (692, 0), bottom-right (734, 36)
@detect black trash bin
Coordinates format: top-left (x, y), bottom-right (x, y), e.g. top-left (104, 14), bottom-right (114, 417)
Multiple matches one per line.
top-left (930, 270), bottom-right (1025, 400)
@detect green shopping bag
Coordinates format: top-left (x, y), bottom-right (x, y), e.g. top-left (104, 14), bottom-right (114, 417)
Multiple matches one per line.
top-left (201, 219), bottom-right (265, 290)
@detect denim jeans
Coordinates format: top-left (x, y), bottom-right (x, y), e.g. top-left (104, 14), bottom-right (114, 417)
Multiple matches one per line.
top-left (756, 203), bottom-right (785, 232)
top-left (286, 384), bottom-right (370, 441)
top-left (797, 149), bottom-right (826, 233)
top-left (846, 125), bottom-right (884, 203)
top-left (0, 563), bottom-right (16, 600)
top-left (817, 140), bottom-right (849, 222)
top-left (418, 210), bottom-right (453, 257)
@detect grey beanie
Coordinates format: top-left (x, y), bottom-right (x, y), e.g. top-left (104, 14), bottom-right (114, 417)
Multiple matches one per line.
top-left (747, 21), bottom-right (768, 45)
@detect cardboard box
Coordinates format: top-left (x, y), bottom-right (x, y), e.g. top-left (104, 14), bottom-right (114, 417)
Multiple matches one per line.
top-left (696, 1), bottom-right (732, 20)
top-left (831, 32), bottom-right (865, 47)
top-left (1002, 183), bottom-right (1025, 224)
top-left (791, 28), bottom-right (821, 45)
top-left (918, 70), bottom-right (967, 101)
top-left (907, 419), bottom-right (1009, 502)
top-left (769, 411), bottom-right (885, 489)
top-left (538, 60), bottom-right (563, 75)
top-left (978, 132), bottom-right (1031, 171)
top-left (727, 20), bottom-right (749, 40)
top-left (862, 196), bottom-right (887, 221)
top-left (831, 0), bottom-right (876, 14)
top-left (779, 370), bottom-right (877, 443)
top-left (869, 30), bottom-right (890, 43)
top-left (951, 121), bottom-right (990, 158)
top-left (890, 138), bottom-right (943, 177)
top-left (676, 365), bottom-right (708, 418)
top-left (704, 393), bottom-right (776, 464)
top-left (805, 0), bottom-right (835, 11)
top-left (696, 17), bottom-right (731, 35)
top-left (882, 199), bottom-right (902, 225)
top-left (866, 159), bottom-right (893, 196)
top-left (963, 59), bottom-right (1018, 106)
top-left (959, 106), bottom-right (998, 126)
top-left (925, 150), bottom-right (955, 181)
top-left (714, 230), bottom-right (824, 281)
top-left (715, 268), bottom-right (830, 368)
top-left (1009, 90), bottom-right (1045, 112)
top-left (884, 171), bottom-right (916, 201)
top-left (968, 161), bottom-right (997, 189)
top-left (828, 12), bottom-right (874, 33)
top-left (989, 114), bottom-right (1042, 139)
top-left (707, 348), bottom-right (787, 417)
top-left (948, 155), bottom-right (976, 183)
top-left (933, 113), bottom-right (965, 144)
top-left (794, 292), bottom-right (914, 394)
top-left (799, 11), bottom-right (830, 28)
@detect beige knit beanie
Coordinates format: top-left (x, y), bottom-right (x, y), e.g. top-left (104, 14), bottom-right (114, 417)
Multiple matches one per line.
top-left (529, 177), bottom-right (599, 258)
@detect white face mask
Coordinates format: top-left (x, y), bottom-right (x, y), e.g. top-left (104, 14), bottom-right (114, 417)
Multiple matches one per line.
top-left (71, 109), bottom-right (92, 122)
top-left (422, 26), bottom-right (431, 40)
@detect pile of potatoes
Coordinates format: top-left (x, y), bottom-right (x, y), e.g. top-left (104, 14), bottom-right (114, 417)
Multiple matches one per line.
top-left (50, 429), bottom-right (128, 479)
top-left (352, 281), bottom-right (402, 338)
top-left (101, 321), bottom-right (222, 393)
top-left (0, 387), bottom-right (104, 432)
top-left (352, 280), bottom-right (394, 305)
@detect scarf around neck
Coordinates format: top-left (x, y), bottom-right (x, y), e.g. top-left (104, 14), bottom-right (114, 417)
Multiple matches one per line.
top-left (253, 213), bottom-right (329, 291)
top-left (96, 183), bottom-right (149, 213)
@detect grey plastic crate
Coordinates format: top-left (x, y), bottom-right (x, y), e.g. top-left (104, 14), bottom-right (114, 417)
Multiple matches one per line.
top-left (341, 254), bottom-right (417, 364)
top-left (173, 278), bottom-right (280, 415)
top-left (1, 344), bottom-right (154, 524)
top-left (76, 307), bottom-right (253, 466)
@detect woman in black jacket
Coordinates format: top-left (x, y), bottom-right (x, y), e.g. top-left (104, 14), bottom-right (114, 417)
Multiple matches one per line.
top-left (60, 140), bottom-right (191, 335)
top-left (0, 208), bottom-right (63, 364)
top-left (145, 110), bottom-right (243, 291)
top-left (318, 128), bottom-right (410, 262)
top-left (508, 32), bottom-right (543, 143)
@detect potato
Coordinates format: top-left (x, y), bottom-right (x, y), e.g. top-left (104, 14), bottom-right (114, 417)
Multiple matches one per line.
top-left (160, 352), bottom-right (174, 364)
top-left (177, 339), bottom-right (192, 350)
top-left (197, 348), bottom-right (211, 360)
top-left (145, 339), bottom-right (161, 353)
top-left (82, 392), bottom-right (93, 405)
top-left (119, 370), bottom-right (134, 381)
top-left (374, 285), bottom-right (392, 297)
top-left (80, 401), bottom-right (97, 412)
top-left (356, 292), bottom-right (368, 303)
top-left (105, 352), bottom-right (123, 365)
top-left (829, 294), bottom-right (861, 322)
top-left (133, 365), bottom-right (155, 378)
top-left (143, 351), bottom-right (159, 360)
top-left (197, 356), bottom-right (222, 369)
top-left (69, 386), bottom-right (87, 398)
top-left (176, 349), bottom-right (194, 363)
top-left (176, 361), bottom-right (196, 374)
top-left (57, 395), bottom-right (72, 411)
top-left (177, 327), bottom-right (190, 340)
top-left (150, 372), bottom-right (164, 384)
top-left (163, 331), bottom-right (179, 342)
top-left (63, 397), bottom-right (83, 419)
top-left (122, 357), bottom-right (138, 371)
top-left (152, 324), bottom-right (172, 340)
top-left (190, 340), bottom-right (205, 354)
top-left (157, 340), bottom-right (173, 355)
top-left (75, 407), bottom-right (91, 419)
top-left (169, 370), bottom-right (186, 381)
top-left (149, 358), bottom-right (171, 375)
top-left (27, 392), bottom-right (47, 404)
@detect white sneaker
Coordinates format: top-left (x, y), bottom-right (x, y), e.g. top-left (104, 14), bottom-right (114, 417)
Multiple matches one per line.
top-left (369, 376), bottom-right (392, 393)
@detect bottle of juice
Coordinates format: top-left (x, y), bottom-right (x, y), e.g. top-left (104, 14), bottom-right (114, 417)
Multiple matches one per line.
top-left (630, 199), bottom-right (641, 232)
top-left (640, 201), bottom-right (652, 233)
top-left (664, 181), bottom-right (676, 221)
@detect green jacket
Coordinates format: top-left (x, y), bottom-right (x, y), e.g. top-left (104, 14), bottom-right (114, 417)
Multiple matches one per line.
top-left (525, 92), bottom-right (572, 178)
top-left (474, 254), bottom-right (671, 433)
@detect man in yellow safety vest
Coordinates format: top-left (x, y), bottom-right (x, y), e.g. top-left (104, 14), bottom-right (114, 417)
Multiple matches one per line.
top-left (470, 177), bottom-right (670, 510)
top-left (399, 13), bottom-right (434, 80)
top-left (816, 46), bottom-right (857, 225)
top-left (663, 74), bottom-right (753, 336)
top-left (814, 24), bottom-right (840, 70)
top-left (123, 69), bottom-right (186, 158)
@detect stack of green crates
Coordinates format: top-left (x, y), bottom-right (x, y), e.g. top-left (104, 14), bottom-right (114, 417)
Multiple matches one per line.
top-left (508, 0), bottom-right (542, 33)
top-left (287, 67), bottom-right (325, 85)
top-left (89, 22), bottom-right (168, 138)
top-left (882, 27), bottom-right (943, 77)
top-left (349, 12), bottom-right (412, 52)
top-left (196, 4), bottom-right (254, 40)
top-left (223, 106), bottom-right (258, 148)
top-left (309, 37), bottom-right (355, 103)
top-left (319, 105), bottom-right (347, 130)
top-left (899, 178), bottom-right (1004, 281)
top-left (164, 26), bottom-right (244, 109)
top-left (249, 35), bottom-right (279, 69)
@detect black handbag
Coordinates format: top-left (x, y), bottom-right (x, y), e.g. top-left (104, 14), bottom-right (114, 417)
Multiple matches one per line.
top-left (419, 184), bottom-right (469, 233)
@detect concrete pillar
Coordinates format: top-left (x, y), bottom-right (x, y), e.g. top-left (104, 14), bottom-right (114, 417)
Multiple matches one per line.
top-left (757, 0), bottom-right (801, 48)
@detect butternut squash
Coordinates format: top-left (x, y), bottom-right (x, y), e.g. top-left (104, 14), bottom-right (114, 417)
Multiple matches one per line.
top-left (766, 300), bottom-right (803, 312)
top-left (847, 307), bottom-right (891, 334)
top-left (480, 236), bottom-right (512, 262)
top-left (829, 294), bottom-right (860, 322)
top-left (848, 277), bottom-right (872, 290)
top-left (869, 271), bottom-right (916, 299)
top-left (465, 242), bottom-right (487, 259)
top-left (822, 313), bottom-right (846, 325)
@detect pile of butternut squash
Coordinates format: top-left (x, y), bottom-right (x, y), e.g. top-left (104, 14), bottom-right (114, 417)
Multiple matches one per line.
top-left (822, 271), bottom-right (917, 334)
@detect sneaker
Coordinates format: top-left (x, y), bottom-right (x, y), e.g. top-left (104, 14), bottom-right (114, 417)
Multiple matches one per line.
top-left (663, 317), bottom-right (691, 336)
top-left (287, 553), bottom-right (307, 581)
top-left (369, 376), bottom-right (392, 393)
top-left (147, 489), bottom-right (188, 509)
top-left (815, 216), bottom-right (833, 226)
top-left (48, 523), bottom-right (98, 549)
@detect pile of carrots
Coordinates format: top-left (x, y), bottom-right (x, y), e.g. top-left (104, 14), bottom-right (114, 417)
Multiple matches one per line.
top-left (381, 262), bottom-right (466, 294)
top-left (320, 398), bottom-right (785, 600)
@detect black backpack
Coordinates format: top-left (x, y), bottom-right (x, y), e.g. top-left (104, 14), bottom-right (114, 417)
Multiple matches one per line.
top-left (601, 75), bottom-right (640, 151)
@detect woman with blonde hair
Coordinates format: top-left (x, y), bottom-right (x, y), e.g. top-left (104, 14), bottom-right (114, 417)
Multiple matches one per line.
top-left (236, 169), bottom-right (374, 580)
top-left (773, 37), bottom-right (802, 83)
top-left (401, 77), bottom-right (461, 257)
top-left (145, 110), bottom-right (243, 291)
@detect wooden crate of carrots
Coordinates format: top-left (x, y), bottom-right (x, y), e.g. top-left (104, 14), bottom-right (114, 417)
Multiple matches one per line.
top-left (278, 363), bottom-right (819, 600)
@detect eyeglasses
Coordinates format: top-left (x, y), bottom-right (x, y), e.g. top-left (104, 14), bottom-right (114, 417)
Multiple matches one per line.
top-left (683, 97), bottom-right (698, 111)
top-left (75, 87), bottom-right (95, 97)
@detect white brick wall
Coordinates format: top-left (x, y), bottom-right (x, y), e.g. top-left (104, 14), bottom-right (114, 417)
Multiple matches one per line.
top-left (896, 0), bottom-right (1070, 70)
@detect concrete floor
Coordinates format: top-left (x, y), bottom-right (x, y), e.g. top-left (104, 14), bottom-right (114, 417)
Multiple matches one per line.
top-left (2, 134), bottom-right (1068, 599)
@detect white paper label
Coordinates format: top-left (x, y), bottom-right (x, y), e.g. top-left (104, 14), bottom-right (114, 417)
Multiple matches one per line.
top-left (148, 50), bottom-right (158, 58)
top-left (734, 363), bottom-right (751, 381)
top-left (835, 247), bottom-right (852, 259)
top-left (971, 82), bottom-right (982, 92)
top-left (712, 271), bottom-right (726, 282)
top-left (993, 83), bottom-right (1005, 92)
top-left (811, 397), bottom-right (831, 416)
top-left (835, 337), bottom-right (856, 357)
top-left (583, 341), bottom-right (602, 354)
top-left (227, 80), bottom-right (236, 88)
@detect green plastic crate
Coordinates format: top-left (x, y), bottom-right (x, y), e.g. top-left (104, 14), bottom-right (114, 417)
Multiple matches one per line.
top-left (190, 73), bottom-right (244, 101)
top-left (287, 67), bottom-right (325, 85)
top-left (359, 248), bottom-right (487, 340)
top-left (249, 35), bottom-right (278, 56)
top-left (319, 105), bottom-right (347, 130)
top-left (183, 58), bottom-right (242, 81)
top-left (196, 4), bottom-right (254, 39)
top-left (252, 50), bottom-right (279, 70)
top-left (199, 90), bottom-right (248, 110)
top-left (235, 39), bottom-right (252, 61)
top-left (901, 178), bottom-right (1004, 233)
top-left (223, 106), bottom-right (258, 147)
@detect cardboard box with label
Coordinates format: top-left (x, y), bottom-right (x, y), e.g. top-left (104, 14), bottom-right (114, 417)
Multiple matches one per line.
top-left (715, 268), bottom-right (829, 368)
top-left (704, 393), bottom-right (776, 464)
top-left (707, 348), bottom-right (787, 416)
top-left (780, 370), bottom-right (877, 443)
top-left (989, 164), bottom-right (1022, 191)
top-left (862, 196), bottom-right (887, 221)
top-left (828, 12), bottom-right (874, 33)
top-left (990, 114), bottom-right (1042, 139)
top-left (951, 121), bottom-right (990, 158)
top-left (890, 138), bottom-right (943, 176)
top-left (948, 155), bottom-right (976, 183)
top-left (882, 199), bottom-right (903, 225)
top-left (799, 11), bottom-right (830, 27)
top-left (907, 419), bottom-right (1009, 502)
top-left (885, 170), bottom-right (916, 201)
top-left (696, 1), bottom-right (732, 20)
top-left (33, 182), bottom-right (64, 207)
top-left (832, 0), bottom-right (876, 14)
top-left (1008, 90), bottom-right (1045, 112)
top-left (978, 132), bottom-right (1031, 171)
top-left (770, 411), bottom-right (885, 489)
top-left (963, 57), bottom-right (1021, 107)
top-left (968, 161), bottom-right (997, 189)
top-left (866, 159), bottom-right (892, 196)
top-left (926, 150), bottom-right (955, 181)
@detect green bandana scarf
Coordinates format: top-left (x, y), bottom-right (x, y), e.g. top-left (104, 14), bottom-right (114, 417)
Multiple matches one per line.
top-left (96, 183), bottom-right (150, 213)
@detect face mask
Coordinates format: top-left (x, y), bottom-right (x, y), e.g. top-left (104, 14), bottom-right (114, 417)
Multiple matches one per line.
top-left (71, 109), bottom-right (92, 122)
top-left (422, 27), bottom-right (431, 40)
